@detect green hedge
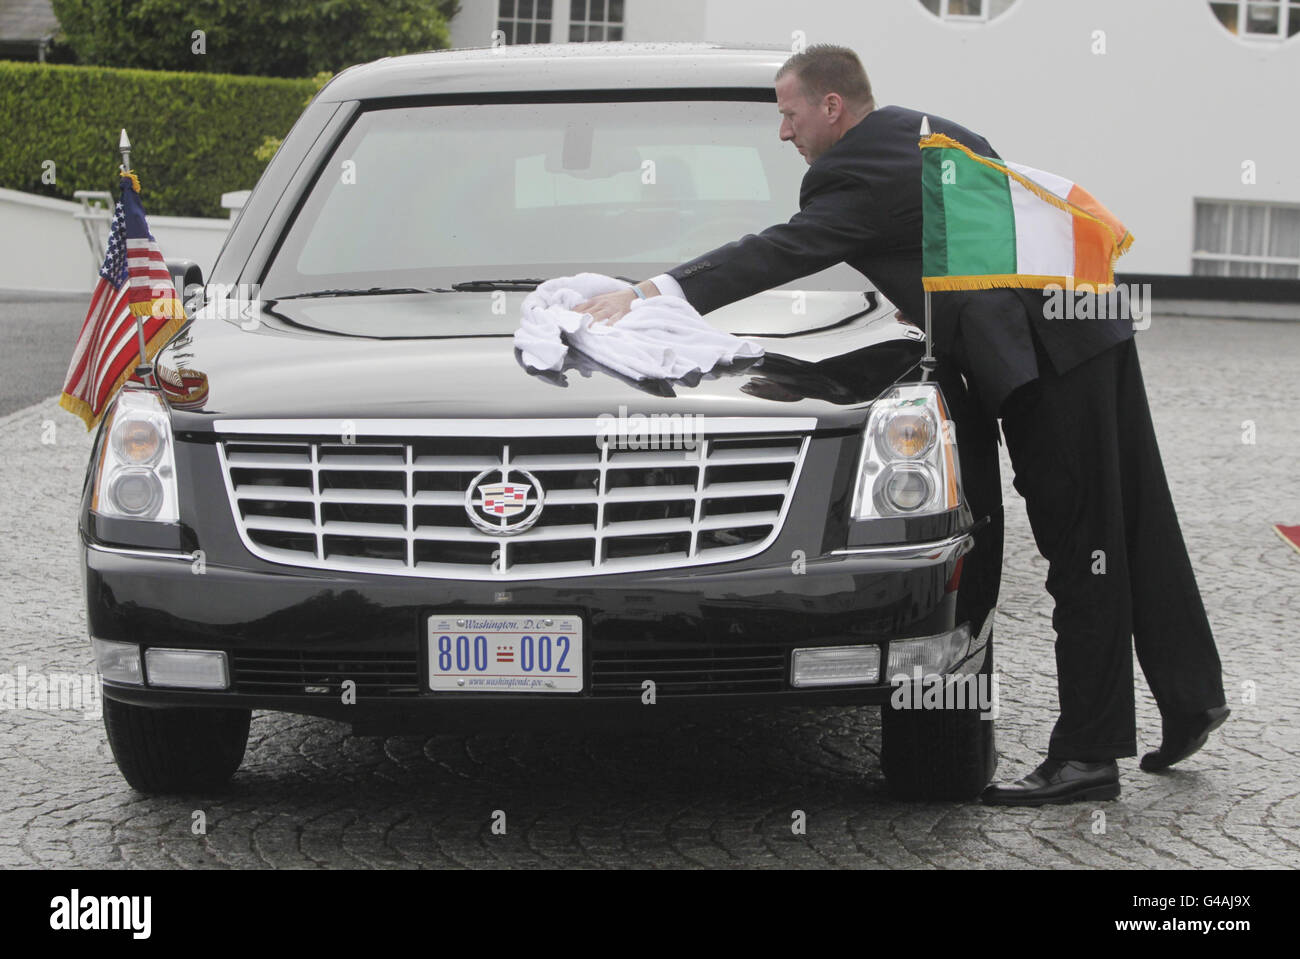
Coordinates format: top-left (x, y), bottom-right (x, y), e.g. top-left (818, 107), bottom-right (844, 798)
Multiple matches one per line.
top-left (0, 60), bottom-right (317, 217)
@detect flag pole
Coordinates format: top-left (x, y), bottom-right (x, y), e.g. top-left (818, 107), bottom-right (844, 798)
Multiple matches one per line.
top-left (919, 116), bottom-right (935, 383)
top-left (119, 128), bottom-right (155, 389)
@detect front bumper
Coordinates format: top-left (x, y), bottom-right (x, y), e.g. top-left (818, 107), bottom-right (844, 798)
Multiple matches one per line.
top-left (84, 530), bottom-right (988, 730)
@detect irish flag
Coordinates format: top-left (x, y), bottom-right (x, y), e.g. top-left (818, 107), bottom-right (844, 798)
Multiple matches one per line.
top-left (919, 131), bottom-right (1134, 293)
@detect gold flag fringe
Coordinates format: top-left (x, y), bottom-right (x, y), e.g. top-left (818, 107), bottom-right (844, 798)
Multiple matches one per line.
top-left (922, 274), bottom-right (1120, 293)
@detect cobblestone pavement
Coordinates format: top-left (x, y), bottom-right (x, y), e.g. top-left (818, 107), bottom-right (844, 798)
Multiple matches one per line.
top-left (1, 314), bottom-right (1297, 869)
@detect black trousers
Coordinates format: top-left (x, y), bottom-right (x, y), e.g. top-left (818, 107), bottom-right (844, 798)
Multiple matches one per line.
top-left (996, 337), bottom-right (1226, 760)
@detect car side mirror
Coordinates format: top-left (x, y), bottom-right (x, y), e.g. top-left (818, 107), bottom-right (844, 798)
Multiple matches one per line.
top-left (166, 259), bottom-right (205, 316)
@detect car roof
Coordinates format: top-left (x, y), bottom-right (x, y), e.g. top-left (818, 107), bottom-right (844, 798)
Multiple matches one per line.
top-left (317, 41), bottom-right (792, 102)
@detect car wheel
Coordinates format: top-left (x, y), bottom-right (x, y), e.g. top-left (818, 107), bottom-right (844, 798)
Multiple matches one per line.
top-left (879, 635), bottom-right (996, 801)
top-left (103, 695), bottom-right (251, 794)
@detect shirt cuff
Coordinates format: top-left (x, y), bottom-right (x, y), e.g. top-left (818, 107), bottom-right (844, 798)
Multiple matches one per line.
top-left (647, 272), bottom-right (686, 300)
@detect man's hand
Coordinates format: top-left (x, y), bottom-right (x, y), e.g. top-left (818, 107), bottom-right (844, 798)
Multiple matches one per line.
top-left (574, 281), bottom-right (659, 325)
top-left (574, 289), bottom-right (636, 325)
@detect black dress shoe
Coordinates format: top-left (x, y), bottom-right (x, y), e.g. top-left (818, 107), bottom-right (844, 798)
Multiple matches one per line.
top-left (980, 758), bottom-right (1120, 806)
top-left (1140, 705), bottom-right (1230, 772)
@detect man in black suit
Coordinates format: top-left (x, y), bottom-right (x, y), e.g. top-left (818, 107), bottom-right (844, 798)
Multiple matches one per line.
top-left (577, 44), bottom-right (1228, 805)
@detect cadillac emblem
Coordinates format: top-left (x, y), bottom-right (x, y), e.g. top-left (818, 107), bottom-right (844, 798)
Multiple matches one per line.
top-left (465, 467), bottom-right (545, 535)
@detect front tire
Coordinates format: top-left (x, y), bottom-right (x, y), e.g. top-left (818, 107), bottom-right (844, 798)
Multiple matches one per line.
top-left (103, 694), bottom-right (250, 794)
top-left (880, 638), bottom-right (996, 801)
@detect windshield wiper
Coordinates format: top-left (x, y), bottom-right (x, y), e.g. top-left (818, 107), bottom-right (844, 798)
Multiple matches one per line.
top-left (273, 279), bottom-right (548, 299)
top-left (273, 287), bottom-right (432, 300)
top-left (437, 278), bottom-right (547, 292)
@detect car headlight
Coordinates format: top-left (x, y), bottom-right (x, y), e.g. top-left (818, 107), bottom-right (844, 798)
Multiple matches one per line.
top-left (852, 383), bottom-right (961, 519)
top-left (91, 388), bottom-right (180, 523)
top-left (111, 417), bottom-right (164, 466)
top-left (877, 407), bottom-right (937, 460)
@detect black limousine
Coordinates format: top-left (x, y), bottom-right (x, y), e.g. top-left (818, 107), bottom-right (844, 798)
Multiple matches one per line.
top-left (81, 42), bottom-right (1002, 799)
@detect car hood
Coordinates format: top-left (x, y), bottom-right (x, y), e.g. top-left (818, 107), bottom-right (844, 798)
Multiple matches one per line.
top-left (156, 290), bottom-right (924, 432)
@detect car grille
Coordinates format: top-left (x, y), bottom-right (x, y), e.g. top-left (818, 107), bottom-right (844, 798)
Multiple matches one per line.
top-left (590, 645), bottom-right (787, 697)
top-left (215, 421), bottom-right (811, 580)
top-left (231, 650), bottom-right (423, 697)
top-left (229, 646), bottom-right (788, 697)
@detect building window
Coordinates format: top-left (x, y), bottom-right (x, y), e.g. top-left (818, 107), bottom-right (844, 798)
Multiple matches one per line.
top-left (1193, 201), bottom-right (1300, 277)
top-left (569, 0), bottom-right (624, 41)
top-left (498, 0), bottom-right (553, 44)
top-left (918, 0), bottom-right (1018, 22)
top-left (1210, 1), bottom-right (1300, 39)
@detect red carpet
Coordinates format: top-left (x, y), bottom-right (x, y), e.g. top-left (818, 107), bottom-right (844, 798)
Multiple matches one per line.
top-left (1275, 524), bottom-right (1300, 555)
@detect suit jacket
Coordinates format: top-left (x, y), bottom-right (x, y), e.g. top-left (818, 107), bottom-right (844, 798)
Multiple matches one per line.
top-left (666, 105), bottom-right (1134, 414)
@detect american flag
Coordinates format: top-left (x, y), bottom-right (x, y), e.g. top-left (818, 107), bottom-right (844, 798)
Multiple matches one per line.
top-left (59, 173), bottom-right (186, 429)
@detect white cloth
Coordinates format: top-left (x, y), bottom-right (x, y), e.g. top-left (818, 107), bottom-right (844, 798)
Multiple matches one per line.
top-left (515, 272), bottom-right (763, 380)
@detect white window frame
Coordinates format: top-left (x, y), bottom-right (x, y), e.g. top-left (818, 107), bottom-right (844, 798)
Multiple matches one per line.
top-left (1210, 0), bottom-right (1300, 40)
top-left (1192, 199), bottom-right (1300, 277)
top-left (498, 0), bottom-right (622, 45)
top-left (921, 0), bottom-right (1021, 24)
top-left (496, 0), bottom-right (556, 45)
top-left (568, 0), bottom-right (625, 42)
top-left (928, 0), bottom-right (988, 22)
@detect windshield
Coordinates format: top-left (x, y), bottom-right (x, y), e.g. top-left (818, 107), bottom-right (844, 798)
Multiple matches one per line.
top-left (260, 97), bottom-right (867, 297)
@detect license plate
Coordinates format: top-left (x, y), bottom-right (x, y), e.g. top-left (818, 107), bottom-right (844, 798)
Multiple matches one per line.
top-left (426, 613), bottom-right (583, 693)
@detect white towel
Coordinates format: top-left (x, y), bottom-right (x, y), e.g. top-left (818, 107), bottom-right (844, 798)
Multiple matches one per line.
top-left (515, 272), bottom-right (764, 380)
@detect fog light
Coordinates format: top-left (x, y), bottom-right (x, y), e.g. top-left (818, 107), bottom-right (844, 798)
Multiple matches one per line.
top-left (92, 638), bottom-right (143, 684)
top-left (144, 648), bottom-right (229, 689)
top-left (886, 625), bottom-right (972, 679)
top-left (791, 644), bottom-right (882, 687)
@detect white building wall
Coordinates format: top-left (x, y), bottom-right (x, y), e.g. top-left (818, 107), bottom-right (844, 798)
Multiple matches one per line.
top-left (450, 0), bottom-right (498, 49)
top-left (624, 0), bottom-right (708, 41)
